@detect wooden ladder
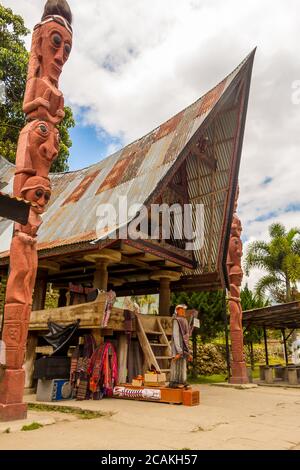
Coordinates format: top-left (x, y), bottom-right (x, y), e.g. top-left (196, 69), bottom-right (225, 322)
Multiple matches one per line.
top-left (135, 314), bottom-right (172, 379)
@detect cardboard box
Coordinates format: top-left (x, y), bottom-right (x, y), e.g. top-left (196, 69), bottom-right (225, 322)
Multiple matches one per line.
top-left (144, 372), bottom-right (166, 383)
top-left (132, 379), bottom-right (143, 387)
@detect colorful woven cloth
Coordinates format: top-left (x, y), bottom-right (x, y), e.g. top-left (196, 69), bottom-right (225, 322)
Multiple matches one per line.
top-left (88, 342), bottom-right (118, 399)
top-left (71, 334), bottom-right (96, 400)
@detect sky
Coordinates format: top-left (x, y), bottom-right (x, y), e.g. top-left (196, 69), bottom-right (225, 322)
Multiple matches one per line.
top-left (2, 0), bottom-right (300, 291)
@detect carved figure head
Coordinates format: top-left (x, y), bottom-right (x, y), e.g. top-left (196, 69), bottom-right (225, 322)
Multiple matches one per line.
top-left (21, 176), bottom-right (52, 214)
top-left (29, 120), bottom-right (59, 171)
top-left (28, 0), bottom-right (72, 84)
top-left (231, 213), bottom-right (242, 238)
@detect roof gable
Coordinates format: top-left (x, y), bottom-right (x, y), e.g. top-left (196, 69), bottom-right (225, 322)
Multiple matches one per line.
top-left (0, 50), bottom-right (255, 259)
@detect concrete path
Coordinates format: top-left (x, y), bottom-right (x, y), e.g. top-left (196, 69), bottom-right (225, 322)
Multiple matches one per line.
top-left (0, 384), bottom-right (300, 450)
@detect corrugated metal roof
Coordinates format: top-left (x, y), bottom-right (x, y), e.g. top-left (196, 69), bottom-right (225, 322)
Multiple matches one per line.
top-left (0, 50), bottom-right (255, 260)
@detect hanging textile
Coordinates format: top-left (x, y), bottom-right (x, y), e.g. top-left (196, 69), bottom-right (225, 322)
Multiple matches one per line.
top-left (88, 342), bottom-right (118, 399)
top-left (68, 283), bottom-right (99, 305)
top-left (101, 290), bottom-right (116, 327)
top-left (70, 334), bottom-right (96, 400)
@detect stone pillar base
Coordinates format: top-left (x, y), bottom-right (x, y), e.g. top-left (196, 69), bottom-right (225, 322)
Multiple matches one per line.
top-left (0, 403), bottom-right (27, 422)
top-left (0, 369), bottom-right (25, 404)
top-left (0, 369), bottom-right (27, 422)
top-left (230, 361), bottom-right (249, 384)
top-left (287, 368), bottom-right (298, 385)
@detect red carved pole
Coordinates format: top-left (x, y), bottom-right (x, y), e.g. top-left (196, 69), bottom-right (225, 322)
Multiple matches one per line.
top-left (0, 0), bottom-right (73, 421)
top-left (226, 187), bottom-right (248, 384)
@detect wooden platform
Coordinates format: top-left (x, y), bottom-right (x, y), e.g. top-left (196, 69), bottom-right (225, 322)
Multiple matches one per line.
top-left (28, 294), bottom-right (173, 334)
top-left (113, 384), bottom-right (200, 406)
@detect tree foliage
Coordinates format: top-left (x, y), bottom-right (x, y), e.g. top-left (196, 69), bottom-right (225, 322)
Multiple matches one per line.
top-left (240, 284), bottom-right (269, 344)
top-left (0, 5), bottom-right (74, 171)
top-left (245, 222), bottom-right (300, 303)
top-left (131, 294), bottom-right (158, 315)
top-left (171, 290), bottom-right (226, 342)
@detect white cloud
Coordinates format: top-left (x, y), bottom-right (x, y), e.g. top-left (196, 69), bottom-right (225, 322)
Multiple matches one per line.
top-left (3, 0), bottom-right (300, 284)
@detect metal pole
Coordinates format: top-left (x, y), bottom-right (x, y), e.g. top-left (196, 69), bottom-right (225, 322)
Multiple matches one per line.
top-left (250, 341), bottom-right (254, 370)
top-left (222, 289), bottom-right (231, 381)
top-left (192, 329), bottom-right (197, 378)
top-left (263, 326), bottom-right (269, 366)
top-left (282, 328), bottom-right (288, 366)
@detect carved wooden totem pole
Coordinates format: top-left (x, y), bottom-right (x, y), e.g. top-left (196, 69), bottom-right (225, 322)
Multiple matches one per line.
top-left (0, 0), bottom-right (72, 421)
top-left (226, 188), bottom-right (248, 384)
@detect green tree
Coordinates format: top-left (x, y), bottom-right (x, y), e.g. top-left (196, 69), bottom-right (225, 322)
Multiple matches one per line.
top-left (240, 284), bottom-right (269, 346)
top-left (131, 295), bottom-right (157, 314)
top-left (0, 5), bottom-right (74, 171)
top-left (245, 223), bottom-right (300, 303)
top-left (171, 290), bottom-right (225, 343)
top-left (240, 284), bottom-right (269, 312)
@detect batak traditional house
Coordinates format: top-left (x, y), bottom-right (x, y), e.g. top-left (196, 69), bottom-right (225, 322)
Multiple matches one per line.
top-left (0, 50), bottom-right (255, 389)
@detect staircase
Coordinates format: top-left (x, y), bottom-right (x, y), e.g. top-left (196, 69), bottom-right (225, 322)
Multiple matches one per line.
top-left (135, 314), bottom-right (172, 379)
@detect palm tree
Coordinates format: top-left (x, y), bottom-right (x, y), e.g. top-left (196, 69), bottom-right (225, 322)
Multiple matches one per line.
top-left (245, 223), bottom-right (300, 303)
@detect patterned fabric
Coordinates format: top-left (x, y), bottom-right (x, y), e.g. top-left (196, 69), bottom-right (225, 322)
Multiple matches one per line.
top-left (174, 316), bottom-right (190, 358)
top-left (88, 342), bottom-right (118, 399)
top-left (102, 290), bottom-right (116, 327)
top-left (70, 334), bottom-right (96, 400)
top-left (169, 357), bottom-right (187, 387)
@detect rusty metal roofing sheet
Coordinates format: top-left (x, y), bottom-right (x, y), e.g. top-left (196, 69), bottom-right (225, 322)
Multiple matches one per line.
top-left (0, 50), bottom-right (254, 258)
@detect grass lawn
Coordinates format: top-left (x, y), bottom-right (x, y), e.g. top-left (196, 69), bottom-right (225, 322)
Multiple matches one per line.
top-left (188, 373), bottom-right (227, 384)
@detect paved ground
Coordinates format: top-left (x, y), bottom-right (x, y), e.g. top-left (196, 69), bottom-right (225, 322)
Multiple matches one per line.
top-left (0, 384), bottom-right (300, 450)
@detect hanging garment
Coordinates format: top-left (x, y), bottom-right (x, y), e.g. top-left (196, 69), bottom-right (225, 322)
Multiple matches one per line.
top-left (68, 283), bottom-right (99, 305)
top-left (70, 334), bottom-right (96, 400)
top-left (101, 290), bottom-right (116, 327)
top-left (88, 342), bottom-right (118, 399)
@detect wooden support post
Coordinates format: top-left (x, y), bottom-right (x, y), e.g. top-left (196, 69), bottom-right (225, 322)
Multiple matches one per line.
top-left (250, 341), bottom-right (254, 371)
top-left (192, 330), bottom-right (198, 378)
top-left (222, 289), bottom-right (231, 381)
top-left (282, 328), bottom-right (288, 366)
top-left (32, 269), bottom-right (48, 311)
top-left (150, 270), bottom-right (181, 316)
top-left (25, 269), bottom-right (48, 390)
top-left (159, 278), bottom-right (170, 316)
top-left (84, 249), bottom-right (122, 293)
top-left (117, 334), bottom-right (128, 384)
top-left (58, 289), bottom-right (68, 308)
top-left (263, 326), bottom-right (269, 366)
top-left (24, 334), bottom-right (38, 389)
top-left (94, 260), bottom-right (109, 291)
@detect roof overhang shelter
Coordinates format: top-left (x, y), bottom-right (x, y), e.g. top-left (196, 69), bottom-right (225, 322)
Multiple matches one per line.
top-left (0, 192), bottom-right (30, 225)
top-left (0, 50), bottom-right (255, 308)
top-left (243, 301), bottom-right (300, 366)
top-left (243, 301), bottom-right (300, 330)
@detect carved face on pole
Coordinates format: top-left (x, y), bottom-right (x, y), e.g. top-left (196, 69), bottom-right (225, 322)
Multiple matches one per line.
top-left (21, 176), bottom-right (52, 215)
top-left (29, 120), bottom-right (60, 172)
top-left (229, 266), bottom-right (243, 287)
top-left (34, 18), bottom-right (72, 84)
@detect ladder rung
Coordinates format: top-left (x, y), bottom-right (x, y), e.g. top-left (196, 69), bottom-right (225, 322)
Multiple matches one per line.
top-left (155, 356), bottom-right (172, 360)
top-left (145, 330), bottom-right (163, 335)
top-left (160, 369), bottom-right (171, 372)
top-left (149, 343), bottom-right (168, 347)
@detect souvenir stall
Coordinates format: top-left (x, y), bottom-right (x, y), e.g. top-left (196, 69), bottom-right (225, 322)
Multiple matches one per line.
top-left (30, 290), bottom-right (200, 406)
